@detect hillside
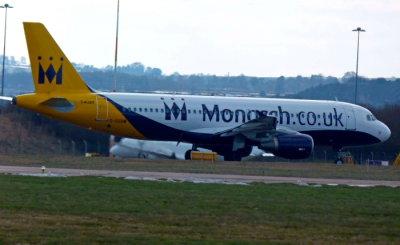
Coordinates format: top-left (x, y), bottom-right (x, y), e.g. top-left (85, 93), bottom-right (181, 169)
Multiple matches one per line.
top-left (293, 79), bottom-right (400, 107)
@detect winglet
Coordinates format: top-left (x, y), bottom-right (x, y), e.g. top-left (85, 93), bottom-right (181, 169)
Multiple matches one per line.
top-left (23, 22), bottom-right (91, 94)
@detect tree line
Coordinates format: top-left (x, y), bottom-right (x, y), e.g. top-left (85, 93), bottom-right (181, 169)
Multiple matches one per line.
top-left (4, 62), bottom-right (399, 107)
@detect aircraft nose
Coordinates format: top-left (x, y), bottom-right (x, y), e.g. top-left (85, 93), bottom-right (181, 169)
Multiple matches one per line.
top-left (379, 123), bottom-right (391, 143)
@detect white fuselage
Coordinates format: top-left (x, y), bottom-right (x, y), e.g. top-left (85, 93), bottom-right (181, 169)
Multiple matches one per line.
top-left (101, 92), bottom-right (391, 147)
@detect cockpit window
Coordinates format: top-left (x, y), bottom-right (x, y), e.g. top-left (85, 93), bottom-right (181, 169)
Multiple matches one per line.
top-left (366, 114), bottom-right (376, 121)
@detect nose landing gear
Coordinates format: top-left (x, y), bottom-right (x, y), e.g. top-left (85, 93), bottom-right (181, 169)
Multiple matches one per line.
top-left (333, 145), bottom-right (344, 164)
top-left (334, 145), bottom-right (356, 164)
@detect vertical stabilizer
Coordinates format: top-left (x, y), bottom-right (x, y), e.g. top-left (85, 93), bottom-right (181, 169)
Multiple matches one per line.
top-left (23, 22), bottom-right (91, 94)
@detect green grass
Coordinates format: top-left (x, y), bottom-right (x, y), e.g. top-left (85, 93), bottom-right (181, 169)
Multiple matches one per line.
top-left (0, 174), bottom-right (400, 244)
top-left (1, 154), bottom-right (400, 181)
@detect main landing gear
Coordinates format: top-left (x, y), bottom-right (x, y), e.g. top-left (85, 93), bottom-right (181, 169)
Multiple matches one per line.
top-left (185, 144), bottom-right (198, 160)
top-left (184, 150), bottom-right (192, 160)
top-left (223, 147), bottom-right (252, 162)
top-left (224, 152), bottom-right (242, 161)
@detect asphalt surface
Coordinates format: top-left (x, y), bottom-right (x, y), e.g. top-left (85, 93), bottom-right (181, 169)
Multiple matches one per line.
top-left (1, 165), bottom-right (400, 187)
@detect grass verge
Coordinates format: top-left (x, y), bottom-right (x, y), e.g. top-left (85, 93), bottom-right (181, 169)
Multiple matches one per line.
top-left (0, 174), bottom-right (399, 244)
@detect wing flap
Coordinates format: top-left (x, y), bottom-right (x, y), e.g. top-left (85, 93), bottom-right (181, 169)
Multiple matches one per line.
top-left (217, 116), bottom-right (277, 137)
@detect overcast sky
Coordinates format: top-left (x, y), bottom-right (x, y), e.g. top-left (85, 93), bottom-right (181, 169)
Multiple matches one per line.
top-left (4, 0), bottom-right (400, 77)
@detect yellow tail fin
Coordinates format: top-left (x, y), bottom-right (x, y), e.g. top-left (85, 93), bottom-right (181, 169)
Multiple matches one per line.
top-left (23, 22), bottom-right (91, 94)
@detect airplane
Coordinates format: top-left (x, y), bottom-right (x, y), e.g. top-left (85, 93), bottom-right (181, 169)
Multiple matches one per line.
top-left (109, 136), bottom-right (266, 159)
top-left (0, 22), bottom-right (391, 162)
top-left (110, 137), bottom-right (208, 159)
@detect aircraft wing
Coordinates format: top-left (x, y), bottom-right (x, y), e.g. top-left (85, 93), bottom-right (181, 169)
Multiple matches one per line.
top-left (212, 115), bottom-right (313, 159)
top-left (212, 116), bottom-right (279, 152)
top-left (215, 116), bottom-right (278, 137)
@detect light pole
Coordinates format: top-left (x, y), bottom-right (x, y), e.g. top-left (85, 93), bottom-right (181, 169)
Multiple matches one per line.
top-left (352, 27), bottom-right (365, 104)
top-left (0, 3), bottom-right (12, 96)
top-left (113, 0), bottom-right (120, 92)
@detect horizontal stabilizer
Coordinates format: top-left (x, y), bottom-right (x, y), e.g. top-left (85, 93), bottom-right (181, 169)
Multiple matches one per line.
top-left (40, 97), bottom-right (75, 112)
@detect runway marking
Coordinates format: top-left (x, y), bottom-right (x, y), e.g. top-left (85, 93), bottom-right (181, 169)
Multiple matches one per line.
top-left (1, 165), bottom-right (399, 187)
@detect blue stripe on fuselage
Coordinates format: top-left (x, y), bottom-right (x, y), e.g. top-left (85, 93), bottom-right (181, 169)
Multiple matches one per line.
top-left (104, 96), bottom-right (223, 144)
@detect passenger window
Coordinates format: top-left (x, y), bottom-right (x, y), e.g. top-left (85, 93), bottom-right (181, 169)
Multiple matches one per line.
top-left (134, 108), bottom-right (137, 112)
top-left (144, 108), bottom-right (148, 112)
top-left (188, 109), bottom-right (191, 114)
top-left (161, 109), bottom-right (164, 113)
top-left (155, 108), bottom-right (158, 113)
top-left (193, 110), bottom-right (196, 114)
top-left (139, 108), bottom-right (142, 112)
top-left (150, 108), bottom-right (153, 112)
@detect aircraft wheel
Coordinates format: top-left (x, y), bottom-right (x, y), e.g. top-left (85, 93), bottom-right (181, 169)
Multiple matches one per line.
top-left (224, 153), bottom-right (242, 161)
top-left (335, 158), bottom-right (344, 165)
top-left (185, 150), bottom-right (192, 160)
top-left (138, 152), bottom-right (147, 159)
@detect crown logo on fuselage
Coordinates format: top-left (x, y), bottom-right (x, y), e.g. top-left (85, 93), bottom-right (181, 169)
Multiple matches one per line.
top-left (164, 101), bottom-right (187, 121)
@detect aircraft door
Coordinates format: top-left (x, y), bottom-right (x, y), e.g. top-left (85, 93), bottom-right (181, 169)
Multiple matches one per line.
top-left (96, 96), bottom-right (109, 121)
top-left (344, 106), bottom-right (356, 130)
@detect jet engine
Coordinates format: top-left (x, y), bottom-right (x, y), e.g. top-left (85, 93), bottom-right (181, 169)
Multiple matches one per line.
top-left (259, 133), bottom-right (314, 159)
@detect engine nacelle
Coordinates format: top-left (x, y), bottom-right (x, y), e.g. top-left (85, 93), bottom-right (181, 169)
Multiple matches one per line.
top-left (260, 134), bottom-right (314, 159)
